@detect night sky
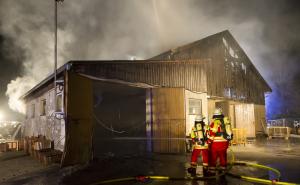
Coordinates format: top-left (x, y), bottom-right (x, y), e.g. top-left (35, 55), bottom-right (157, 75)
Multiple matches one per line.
top-left (0, 0), bottom-right (299, 121)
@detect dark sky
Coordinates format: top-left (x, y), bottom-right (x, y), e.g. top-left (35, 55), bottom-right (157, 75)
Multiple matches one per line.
top-left (0, 0), bottom-right (299, 120)
top-left (0, 35), bottom-right (24, 120)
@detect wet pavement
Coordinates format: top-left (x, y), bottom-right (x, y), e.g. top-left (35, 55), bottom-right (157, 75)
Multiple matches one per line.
top-left (1, 137), bottom-right (300, 185)
top-left (231, 137), bottom-right (300, 184)
top-left (0, 151), bottom-right (60, 185)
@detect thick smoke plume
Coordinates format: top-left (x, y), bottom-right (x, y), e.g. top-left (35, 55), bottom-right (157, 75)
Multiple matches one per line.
top-left (1, 1), bottom-right (73, 113)
top-left (0, 0), bottom-right (299, 118)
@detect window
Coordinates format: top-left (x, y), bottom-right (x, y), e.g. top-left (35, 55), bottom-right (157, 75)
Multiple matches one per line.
top-left (40, 99), bottom-right (46, 116)
top-left (25, 106), bottom-right (28, 119)
top-left (56, 94), bottom-right (63, 112)
top-left (30, 104), bottom-right (35, 118)
top-left (189, 99), bottom-right (202, 115)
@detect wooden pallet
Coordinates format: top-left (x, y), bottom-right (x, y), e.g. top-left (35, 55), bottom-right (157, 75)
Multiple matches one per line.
top-left (0, 143), bottom-right (8, 152)
top-left (40, 149), bottom-right (62, 165)
top-left (24, 136), bottom-right (62, 165)
top-left (0, 141), bottom-right (20, 152)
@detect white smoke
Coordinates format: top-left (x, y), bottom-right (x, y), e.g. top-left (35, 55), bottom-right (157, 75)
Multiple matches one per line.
top-left (0, 0), bottom-right (293, 116)
top-left (4, 28), bottom-right (73, 114)
top-left (6, 77), bottom-right (35, 114)
top-left (1, 0), bottom-right (73, 114)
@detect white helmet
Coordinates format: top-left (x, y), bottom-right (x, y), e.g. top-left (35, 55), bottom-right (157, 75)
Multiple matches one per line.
top-left (195, 115), bottom-right (205, 122)
top-left (213, 108), bottom-right (222, 116)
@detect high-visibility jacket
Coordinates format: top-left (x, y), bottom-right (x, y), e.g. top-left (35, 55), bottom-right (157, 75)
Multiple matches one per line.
top-left (208, 116), bottom-right (233, 142)
top-left (190, 123), bottom-right (209, 149)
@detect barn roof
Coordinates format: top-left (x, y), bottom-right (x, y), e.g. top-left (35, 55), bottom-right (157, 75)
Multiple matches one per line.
top-left (21, 59), bottom-right (207, 100)
top-left (21, 30), bottom-right (271, 103)
top-left (150, 30), bottom-right (271, 91)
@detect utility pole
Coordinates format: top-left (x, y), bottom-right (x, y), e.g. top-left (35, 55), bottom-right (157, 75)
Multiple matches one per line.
top-left (54, 0), bottom-right (64, 111)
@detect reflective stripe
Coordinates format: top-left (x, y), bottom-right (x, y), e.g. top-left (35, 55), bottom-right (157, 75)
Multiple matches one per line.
top-left (214, 136), bottom-right (225, 139)
top-left (213, 136), bottom-right (227, 142)
top-left (213, 139), bottom-right (228, 142)
top-left (193, 145), bottom-right (208, 149)
top-left (220, 166), bottom-right (226, 170)
top-left (208, 167), bottom-right (216, 172)
top-left (208, 136), bottom-right (214, 140)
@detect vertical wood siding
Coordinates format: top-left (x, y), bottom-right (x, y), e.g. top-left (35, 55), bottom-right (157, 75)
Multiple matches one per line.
top-left (235, 104), bottom-right (256, 138)
top-left (151, 88), bottom-right (186, 153)
top-left (254, 105), bottom-right (266, 134)
top-left (150, 31), bottom-right (270, 105)
top-left (62, 72), bottom-right (93, 166)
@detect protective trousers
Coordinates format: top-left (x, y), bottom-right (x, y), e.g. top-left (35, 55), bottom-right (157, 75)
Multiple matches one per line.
top-left (209, 141), bottom-right (229, 169)
top-left (191, 148), bottom-right (209, 167)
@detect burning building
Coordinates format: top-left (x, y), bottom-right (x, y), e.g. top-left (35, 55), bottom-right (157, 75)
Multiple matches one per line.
top-left (21, 30), bottom-right (271, 166)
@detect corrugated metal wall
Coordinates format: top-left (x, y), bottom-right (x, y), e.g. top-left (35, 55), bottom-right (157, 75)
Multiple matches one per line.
top-left (72, 60), bottom-right (208, 94)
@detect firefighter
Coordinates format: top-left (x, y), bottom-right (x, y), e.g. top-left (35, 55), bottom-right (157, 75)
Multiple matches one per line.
top-left (208, 108), bottom-right (233, 175)
top-left (187, 115), bottom-right (210, 177)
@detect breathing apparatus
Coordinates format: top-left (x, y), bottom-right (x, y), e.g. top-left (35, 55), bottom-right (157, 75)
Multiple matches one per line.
top-left (194, 115), bottom-right (207, 146)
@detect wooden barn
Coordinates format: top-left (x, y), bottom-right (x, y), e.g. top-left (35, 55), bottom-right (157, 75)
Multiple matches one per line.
top-left (21, 30), bottom-right (271, 166)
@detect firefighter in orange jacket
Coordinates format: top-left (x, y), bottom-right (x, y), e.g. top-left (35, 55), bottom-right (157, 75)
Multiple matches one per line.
top-left (187, 115), bottom-right (210, 176)
top-left (208, 108), bottom-right (233, 174)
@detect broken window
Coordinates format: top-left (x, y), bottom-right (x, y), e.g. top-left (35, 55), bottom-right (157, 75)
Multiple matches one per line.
top-left (229, 47), bottom-right (235, 58)
top-left (189, 99), bottom-right (202, 115)
top-left (222, 37), bottom-right (228, 48)
top-left (25, 106), bottom-right (28, 119)
top-left (30, 104), bottom-right (35, 118)
top-left (241, 63), bottom-right (247, 74)
top-left (40, 99), bottom-right (46, 116)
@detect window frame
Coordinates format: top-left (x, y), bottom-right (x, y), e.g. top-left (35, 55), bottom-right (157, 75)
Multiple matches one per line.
top-left (56, 94), bottom-right (63, 113)
top-left (40, 99), bottom-right (46, 116)
top-left (30, 104), bottom-right (35, 118)
top-left (188, 98), bottom-right (202, 115)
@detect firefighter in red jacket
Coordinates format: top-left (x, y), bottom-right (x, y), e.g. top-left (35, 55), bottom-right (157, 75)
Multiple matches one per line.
top-left (187, 115), bottom-right (210, 176)
top-left (208, 108), bottom-right (233, 174)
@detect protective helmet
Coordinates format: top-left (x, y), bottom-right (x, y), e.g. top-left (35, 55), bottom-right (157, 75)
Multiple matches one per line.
top-left (213, 108), bottom-right (222, 116)
top-left (195, 115), bottom-right (205, 122)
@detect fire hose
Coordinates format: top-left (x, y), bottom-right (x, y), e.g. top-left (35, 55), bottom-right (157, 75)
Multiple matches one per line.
top-left (89, 148), bottom-right (300, 185)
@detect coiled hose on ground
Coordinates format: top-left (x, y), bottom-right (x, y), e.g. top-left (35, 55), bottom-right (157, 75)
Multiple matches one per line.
top-left (89, 148), bottom-right (300, 185)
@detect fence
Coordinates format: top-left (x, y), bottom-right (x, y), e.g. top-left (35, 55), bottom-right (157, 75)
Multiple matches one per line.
top-left (267, 118), bottom-right (300, 135)
top-left (267, 127), bottom-right (291, 140)
top-left (231, 128), bottom-right (246, 146)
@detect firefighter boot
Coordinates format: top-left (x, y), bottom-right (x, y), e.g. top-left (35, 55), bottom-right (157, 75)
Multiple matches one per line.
top-left (187, 167), bottom-right (197, 177)
top-left (206, 167), bottom-right (216, 177)
top-left (203, 166), bottom-right (209, 177)
top-left (217, 167), bottom-right (227, 185)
